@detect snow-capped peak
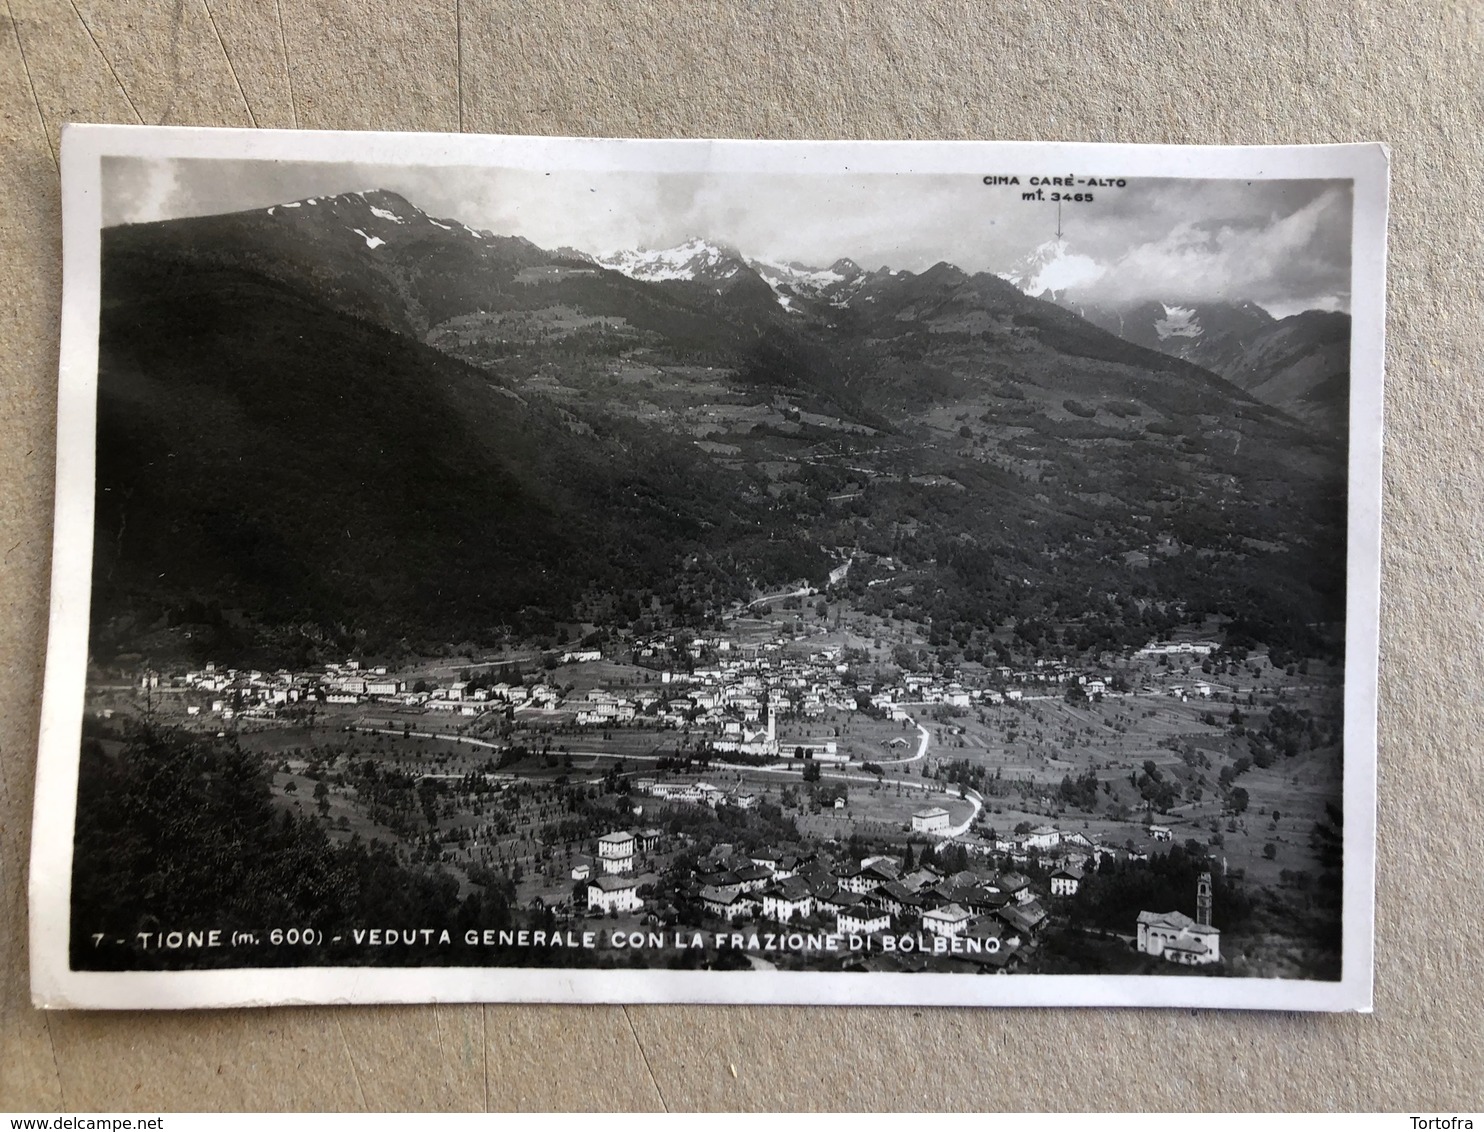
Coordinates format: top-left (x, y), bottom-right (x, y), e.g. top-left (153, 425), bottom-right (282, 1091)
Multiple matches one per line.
top-left (261, 188), bottom-right (502, 254)
top-left (590, 237), bottom-right (877, 310)
top-left (999, 237), bottom-right (1106, 300)
top-left (751, 258), bottom-right (848, 292)
top-left (1154, 304), bottom-right (1202, 340)
top-left (748, 256), bottom-right (868, 311)
top-left (596, 238), bottom-right (747, 283)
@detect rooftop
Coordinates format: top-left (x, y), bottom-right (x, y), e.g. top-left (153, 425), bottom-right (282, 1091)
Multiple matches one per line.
top-left (699, 885), bottom-right (748, 905)
top-left (591, 875), bottom-right (638, 892)
top-left (1137, 909), bottom-right (1219, 935)
top-left (926, 903), bottom-right (972, 923)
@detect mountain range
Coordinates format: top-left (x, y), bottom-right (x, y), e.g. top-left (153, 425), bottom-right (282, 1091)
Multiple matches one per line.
top-left (92, 189), bottom-right (1349, 665)
top-left (998, 238), bottom-right (1350, 437)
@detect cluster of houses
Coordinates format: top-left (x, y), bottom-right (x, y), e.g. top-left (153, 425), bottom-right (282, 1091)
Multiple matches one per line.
top-left (581, 823), bottom-right (1219, 970)
top-left (1135, 640), bottom-right (1220, 658)
top-left (957, 821), bottom-right (1110, 869)
top-left (137, 623), bottom-right (1229, 739)
top-left (629, 645), bottom-right (862, 753)
top-left (685, 845), bottom-right (1060, 972)
top-left (579, 809), bottom-right (1173, 907)
top-left (576, 823), bottom-right (1095, 972)
top-left (572, 632), bottom-right (1183, 747)
top-left (153, 661), bottom-right (563, 720)
top-left (948, 815), bottom-right (1198, 875)
top-left (636, 779), bottom-right (764, 808)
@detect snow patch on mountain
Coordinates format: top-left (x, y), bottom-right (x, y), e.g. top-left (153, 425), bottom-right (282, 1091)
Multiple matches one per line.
top-left (368, 205), bottom-right (406, 224)
top-left (1154, 304), bottom-right (1202, 340)
top-left (753, 260), bottom-right (847, 292)
top-left (750, 256), bottom-right (865, 310)
top-left (351, 228), bottom-right (385, 250)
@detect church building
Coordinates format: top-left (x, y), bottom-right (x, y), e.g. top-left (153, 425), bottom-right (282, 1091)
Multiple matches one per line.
top-left (1136, 872), bottom-right (1222, 965)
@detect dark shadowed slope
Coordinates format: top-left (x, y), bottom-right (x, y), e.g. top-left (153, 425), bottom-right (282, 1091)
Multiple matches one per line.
top-left (94, 225), bottom-right (819, 660)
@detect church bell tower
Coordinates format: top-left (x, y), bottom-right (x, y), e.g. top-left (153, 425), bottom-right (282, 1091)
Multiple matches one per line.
top-left (1196, 871), bottom-right (1213, 927)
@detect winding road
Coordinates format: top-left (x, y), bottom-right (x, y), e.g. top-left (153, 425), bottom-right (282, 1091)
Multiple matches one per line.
top-left (878, 721), bottom-right (932, 765)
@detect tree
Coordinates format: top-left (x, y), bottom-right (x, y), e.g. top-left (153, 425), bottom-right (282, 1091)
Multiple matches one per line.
top-left (1263, 842), bottom-right (1277, 860)
top-left (68, 720), bottom-right (507, 970)
top-left (1229, 787), bottom-right (1249, 814)
top-left (802, 762), bottom-right (822, 783)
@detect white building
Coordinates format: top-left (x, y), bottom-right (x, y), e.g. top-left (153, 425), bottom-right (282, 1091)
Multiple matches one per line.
top-left (1026, 825), bottom-right (1061, 850)
top-left (760, 878), bottom-right (814, 923)
top-left (1049, 866), bottom-right (1083, 897)
top-left (1136, 910), bottom-right (1221, 965)
top-left (588, 875), bottom-right (642, 914)
top-left (700, 885), bottom-right (754, 921)
top-left (922, 903), bottom-right (972, 939)
top-left (597, 830), bottom-right (636, 874)
top-left (837, 906), bottom-right (891, 936)
top-left (912, 807), bottom-right (951, 835)
top-left (1137, 874), bottom-right (1221, 965)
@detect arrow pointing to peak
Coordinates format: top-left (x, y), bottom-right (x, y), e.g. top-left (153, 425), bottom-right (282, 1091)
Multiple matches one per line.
top-left (1056, 200), bottom-right (1063, 240)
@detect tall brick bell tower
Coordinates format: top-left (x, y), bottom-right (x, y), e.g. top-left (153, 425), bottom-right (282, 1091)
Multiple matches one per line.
top-left (1197, 871), bottom-right (1213, 927)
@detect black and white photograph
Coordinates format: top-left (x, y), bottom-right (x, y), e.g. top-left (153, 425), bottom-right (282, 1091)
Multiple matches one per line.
top-left (29, 128), bottom-right (1385, 1011)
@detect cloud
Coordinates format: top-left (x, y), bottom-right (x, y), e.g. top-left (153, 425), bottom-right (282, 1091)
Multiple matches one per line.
top-left (1049, 188), bottom-right (1352, 314)
top-left (1019, 241), bottom-right (1107, 296)
top-left (101, 157), bottom-right (184, 226)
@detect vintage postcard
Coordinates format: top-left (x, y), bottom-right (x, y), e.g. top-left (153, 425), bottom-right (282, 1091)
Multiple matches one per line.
top-left (31, 126), bottom-right (1385, 1010)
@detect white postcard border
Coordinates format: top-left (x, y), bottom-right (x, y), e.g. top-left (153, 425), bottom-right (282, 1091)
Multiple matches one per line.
top-left (31, 125), bottom-right (1387, 1012)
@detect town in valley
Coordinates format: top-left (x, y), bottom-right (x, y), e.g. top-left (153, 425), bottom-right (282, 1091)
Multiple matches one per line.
top-left (86, 590), bottom-right (1341, 978)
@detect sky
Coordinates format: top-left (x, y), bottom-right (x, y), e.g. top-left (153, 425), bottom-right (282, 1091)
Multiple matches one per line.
top-left (103, 157), bottom-right (1353, 317)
